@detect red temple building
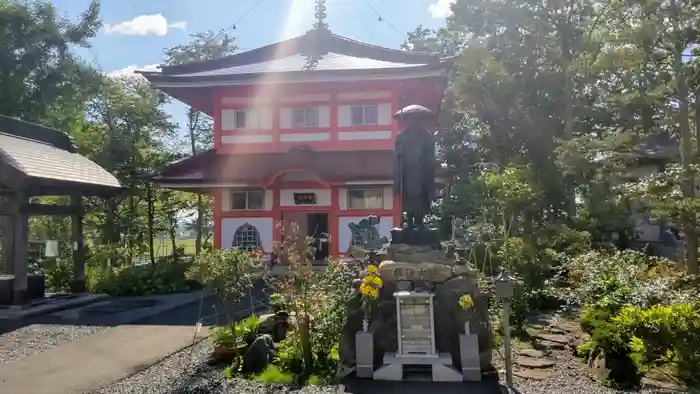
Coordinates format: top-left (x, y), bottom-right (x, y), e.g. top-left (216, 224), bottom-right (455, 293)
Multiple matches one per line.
top-left (141, 21), bottom-right (452, 260)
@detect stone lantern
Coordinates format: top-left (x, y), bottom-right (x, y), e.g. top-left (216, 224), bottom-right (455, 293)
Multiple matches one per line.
top-left (495, 268), bottom-right (515, 388)
top-left (495, 269), bottom-right (514, 299)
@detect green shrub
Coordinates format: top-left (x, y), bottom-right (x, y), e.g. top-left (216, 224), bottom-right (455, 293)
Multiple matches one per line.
top-left (614, 303), bottom-right (700, 387)
top-left (86, 261), bottom-right (190, 296)
top-left (186, 248), bottom-right (257, 303)
top-left (566, 249), bottom-right (694, 308)
top-left (269, 292), bottom-right (284, 312)
top-left (212, 315), bottom-right (262, 350)
top-left (275, 337), bottom-right (305, 376)
top-left (253, 365), bottom-right (294, 384)
top-left (41, 258), bottom-right (73, 292)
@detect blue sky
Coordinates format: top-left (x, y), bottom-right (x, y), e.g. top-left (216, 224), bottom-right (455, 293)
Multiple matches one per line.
top-left (49, 0), bottom-right (453, 141)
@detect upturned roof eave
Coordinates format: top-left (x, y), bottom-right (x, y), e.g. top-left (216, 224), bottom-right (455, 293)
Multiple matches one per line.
top-left (152, 32), bottom-right (447, 76)
top-left (138, 61), bottom-right (451, 86)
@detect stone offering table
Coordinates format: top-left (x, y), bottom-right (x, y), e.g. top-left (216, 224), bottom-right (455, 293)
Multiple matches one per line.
top-left (339, 244), bottom-right (493, 382)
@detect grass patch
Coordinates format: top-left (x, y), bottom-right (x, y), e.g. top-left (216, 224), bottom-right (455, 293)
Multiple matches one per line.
top-left (253, 365), bottom-right (294, 384)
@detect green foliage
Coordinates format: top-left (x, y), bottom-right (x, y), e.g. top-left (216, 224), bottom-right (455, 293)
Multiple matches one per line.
top-left (0, 0), bottom-right (103, 119)
top-left (614, 303), bottom-right (700, 386)
top-left (269, 292), bottom-right (284, 313)
top-left (41, 258), bottom-right (73, 292)
top-left (252, 365), bottom-right (294, 384)
top-left (566, 250), bottom-right (697, 308)
top-left (86, 261), bottom-right (190, 296)
top-left (274, 337), bottom-right (305, 377)
top-left (187, 248), bottom-right (257, 303)
top-left (212, 314), bottom-right (261, 349)
top-left (570, 249), bottom-right (699, 388)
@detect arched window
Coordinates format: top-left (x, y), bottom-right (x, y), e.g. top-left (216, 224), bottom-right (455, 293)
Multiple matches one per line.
top-left (232, 223), bottom-right (262, 252)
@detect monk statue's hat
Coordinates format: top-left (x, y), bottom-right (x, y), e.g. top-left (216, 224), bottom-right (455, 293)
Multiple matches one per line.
top-left (393, 105), bottom-right (436, 122)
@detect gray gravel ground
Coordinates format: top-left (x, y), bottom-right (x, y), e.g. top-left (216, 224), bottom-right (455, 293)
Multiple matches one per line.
top-left (0, 324), bottom-right (106, 365)
top-left (493, 347), bottom-right (687, 394)
top-left (95, 340), bottom-right (339, 394)
top-left (97, 339), bottom-right (686, 394)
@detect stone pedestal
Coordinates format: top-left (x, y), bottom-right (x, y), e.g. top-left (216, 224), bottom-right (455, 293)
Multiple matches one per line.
top-left (374, 352), bottom-right (462, 382)
top-left (460, 322), bottom-right (482, 381)
top-left (372, 291), bottom-right (463, 382)
top-left (355, 331), bottom-right (374, 378)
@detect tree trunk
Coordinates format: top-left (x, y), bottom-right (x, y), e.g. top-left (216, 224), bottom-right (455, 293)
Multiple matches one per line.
top-left (147, 182), bottom-right (156, 265)
top-left (187, 107), bottom-right (205, 256)
top-left (195, 194), bottom-right (203, 255)
top-left (169, 216), bottom-right (178, 261)
top-left (299, 314), bottom-right (313, 382)
top-left (671, 0), bottom-right (698, 274)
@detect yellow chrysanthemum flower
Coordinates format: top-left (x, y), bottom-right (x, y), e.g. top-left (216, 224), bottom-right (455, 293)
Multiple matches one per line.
top-left (363, 274), bottom-right (382, 287)
top-left (459, 294), bottom-right (474, 310)
top-left (367, 264), bottom-right (378, 274)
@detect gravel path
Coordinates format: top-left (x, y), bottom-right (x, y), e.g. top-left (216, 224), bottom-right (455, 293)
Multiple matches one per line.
top-left (0, 324), bottom-right (106, 365)
top-left (95, 340), bottom-right (338, 394)
top-left (493, 346), bottom-right (686, 394)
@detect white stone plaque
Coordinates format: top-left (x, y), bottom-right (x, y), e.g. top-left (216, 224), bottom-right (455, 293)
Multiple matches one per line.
top-left (394, 291), bottom-right (437, 358)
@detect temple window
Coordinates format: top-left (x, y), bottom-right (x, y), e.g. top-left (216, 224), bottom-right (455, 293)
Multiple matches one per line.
top-left (234, 110), bottom-right (247, 128)
top-left (350, 104), bottom-right (379, 126)
top-left (232, 223), bottom-right (262, 251)
top-left (292, 107), bottom-right (319, 128)
top-left (230, 190), bottom-right (265, 210)
top-left (347, 188), bottom-right (384, 209)
top-left (221, 109), bottom-right (266, 130)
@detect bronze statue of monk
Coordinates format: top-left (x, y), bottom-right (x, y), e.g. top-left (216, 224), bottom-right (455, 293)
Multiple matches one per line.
top-left (393, 105), bottom-right (437, 230)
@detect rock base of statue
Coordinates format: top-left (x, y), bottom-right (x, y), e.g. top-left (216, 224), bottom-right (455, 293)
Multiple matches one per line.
top-left (390, 227), bottom-right (440, 248)
top-left (338, 246), bottom-right (493, 380)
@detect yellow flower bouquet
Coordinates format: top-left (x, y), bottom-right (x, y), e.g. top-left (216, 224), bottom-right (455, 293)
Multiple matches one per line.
top-left (359, 264), bottom-right (383, 332)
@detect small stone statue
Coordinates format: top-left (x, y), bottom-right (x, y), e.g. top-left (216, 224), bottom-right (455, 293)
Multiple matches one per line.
top-left (348, 215), bottom-right (389, 265)
top-left (393, 105), bottom-right (437, 230)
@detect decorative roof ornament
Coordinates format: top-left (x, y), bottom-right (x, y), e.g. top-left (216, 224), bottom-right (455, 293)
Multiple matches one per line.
top-left (301, 0), bottom-right (332, 70)
top-left (313, 0), bottom-right (329, 31)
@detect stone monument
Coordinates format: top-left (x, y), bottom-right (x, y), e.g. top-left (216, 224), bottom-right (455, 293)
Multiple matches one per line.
top-left (337, 106), bottom-right (492, 382)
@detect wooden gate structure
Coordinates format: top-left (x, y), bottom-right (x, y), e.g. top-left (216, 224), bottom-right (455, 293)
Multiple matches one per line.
top-left (0, 115), bottom-right (123, 305)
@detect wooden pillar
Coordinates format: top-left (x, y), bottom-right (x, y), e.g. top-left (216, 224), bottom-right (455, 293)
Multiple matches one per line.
top-left (12, 193), bottom-right (28, 305)
top-left (1, 211), bottom-right (14, 274)
top-left (328, 187), bottom-right (339, 257)
top-left (70, 194), bottom-right (86, 293)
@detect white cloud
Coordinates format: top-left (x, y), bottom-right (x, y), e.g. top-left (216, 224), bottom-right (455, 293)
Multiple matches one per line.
top-left (104, 14), bottom-right (186, 36)
top-left (106, 64), bottom-right (160, 79)
top-left (428, 0), bottom-right (456, 19)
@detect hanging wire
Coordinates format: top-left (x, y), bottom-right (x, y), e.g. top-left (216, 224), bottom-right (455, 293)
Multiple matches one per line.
top-left (363, 0), bottom-right (403, 38)
top-left (232, 0), bottom-right (268, 30)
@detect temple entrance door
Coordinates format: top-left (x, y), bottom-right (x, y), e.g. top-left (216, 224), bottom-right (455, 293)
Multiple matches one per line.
top-left (281, 212), bottom-right (308, 259)
top-left (307, 213), bottom-right (329, 261)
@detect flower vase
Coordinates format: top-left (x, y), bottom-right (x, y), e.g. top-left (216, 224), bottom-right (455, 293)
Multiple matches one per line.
top-left (464, 321), bottom-right (471, 335)
top-left (362, 317), bottom-right (369, 332)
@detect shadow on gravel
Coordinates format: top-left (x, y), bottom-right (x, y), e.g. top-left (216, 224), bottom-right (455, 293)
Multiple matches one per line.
top-left (0, 280), bottom-right (270, 335)
top-left (338, 375), bottom-right (505, 394)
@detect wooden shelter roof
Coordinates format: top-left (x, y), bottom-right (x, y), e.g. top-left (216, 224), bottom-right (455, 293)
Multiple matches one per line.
top-left (0, 115), bottom-right (123, 197)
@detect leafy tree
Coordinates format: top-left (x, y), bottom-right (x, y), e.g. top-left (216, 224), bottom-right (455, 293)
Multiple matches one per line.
top-left (164, 29), bottom-right (238, 255)
top-left (0, 0), bottom-right (103, 120)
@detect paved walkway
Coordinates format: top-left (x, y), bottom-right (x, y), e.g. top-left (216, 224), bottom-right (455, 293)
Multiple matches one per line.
top-left (0, 324), bottom-right (208, 394)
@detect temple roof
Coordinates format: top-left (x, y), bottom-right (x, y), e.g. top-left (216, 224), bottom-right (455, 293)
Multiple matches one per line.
top-left (153, 148), bottom-right (451, 192)
top-left (139, 28), bottom-right (453, 87)
top-left (0, 115), bottom-right (123, 196)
